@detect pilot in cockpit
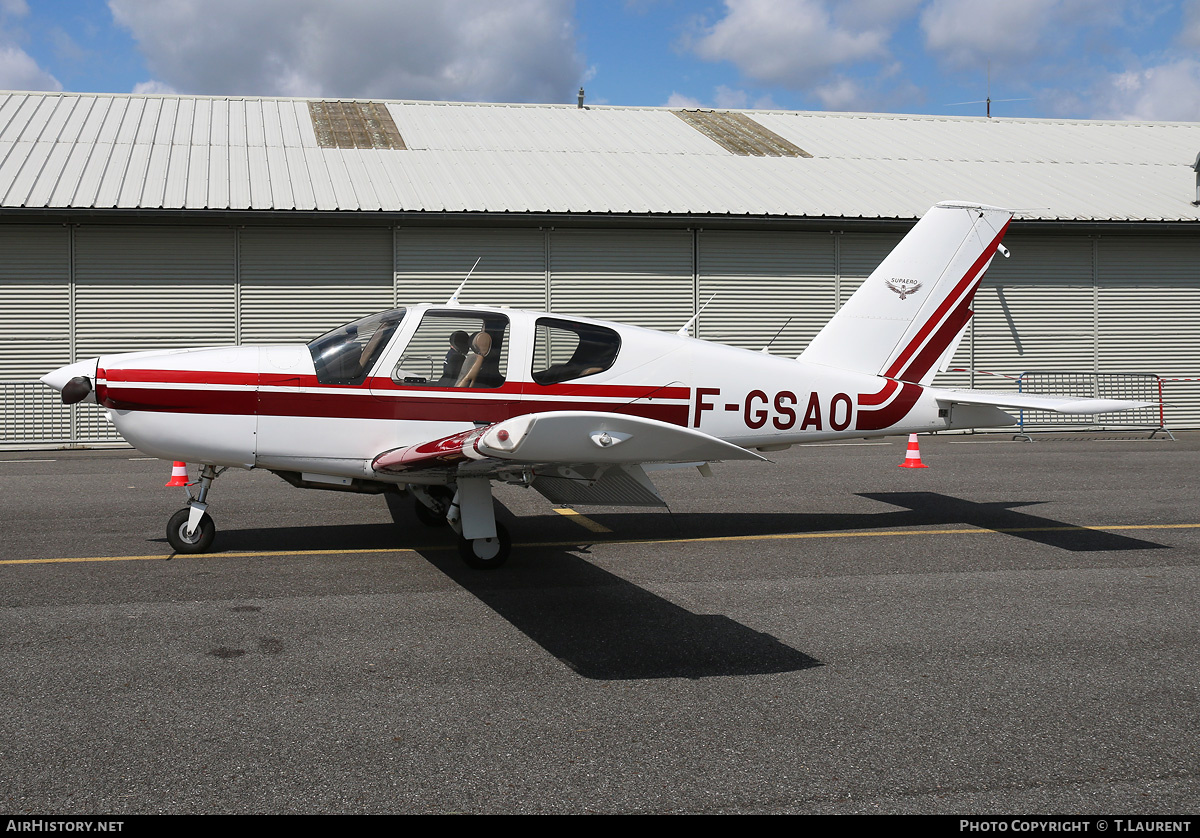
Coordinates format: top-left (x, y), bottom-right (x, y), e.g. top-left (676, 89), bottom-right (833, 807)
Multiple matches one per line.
top-left (455, 331), bottom-right (493, 387)
top-left (438, 330), bottom-right (471, 385)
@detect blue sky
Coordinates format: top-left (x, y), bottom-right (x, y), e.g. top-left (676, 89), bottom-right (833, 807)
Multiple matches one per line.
top-left (2, 0), bottom-right (1199, 120)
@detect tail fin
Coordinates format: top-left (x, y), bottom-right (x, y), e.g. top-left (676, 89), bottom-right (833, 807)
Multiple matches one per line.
top-left (800, 201), bottom-right (1013, 385)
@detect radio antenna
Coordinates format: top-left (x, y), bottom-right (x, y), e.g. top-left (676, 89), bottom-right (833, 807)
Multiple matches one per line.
top-left (945, 61), bottom-right (1031, 117)
top-left (446, 257), bottom-right (482, 306)
top-left (676, 294), bottom-right (717, 337)
top-left (761, 317), bottom-right (792, 353)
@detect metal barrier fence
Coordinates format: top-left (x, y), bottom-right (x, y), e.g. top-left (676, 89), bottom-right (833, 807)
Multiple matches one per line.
top-left (0, 382), bottom-right (122, 447)
top-left (1015, 371), bottom-right (1173, 440)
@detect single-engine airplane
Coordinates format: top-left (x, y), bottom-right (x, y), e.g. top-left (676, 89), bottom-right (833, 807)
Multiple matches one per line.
top-left (42, 202), bottom-right (1148, 567)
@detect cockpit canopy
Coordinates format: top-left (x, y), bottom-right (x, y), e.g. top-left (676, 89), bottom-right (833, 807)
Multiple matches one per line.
top-left (308, 308), bottom-right (406, 385)
top-left (307, 306), bottom-right (623, 389)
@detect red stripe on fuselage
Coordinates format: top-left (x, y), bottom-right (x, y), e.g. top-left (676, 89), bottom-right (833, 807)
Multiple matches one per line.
top-left (856, 378), bottom-right (898, 407)
top-left (855, 380), bottom-right (923, 431)
top-left (105, 368), bottom-right (259, 386)
top-left (97, 371), bottom-right (691, 427)
top-left (367, 377), bottom-right (690, 401)
top-left (100, 383), bottom-right (256, 414)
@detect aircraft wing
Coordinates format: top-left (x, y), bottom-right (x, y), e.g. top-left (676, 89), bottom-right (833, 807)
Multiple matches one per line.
top-left (372, 410), bottom-right (765, 476)
top-left (926, 387), bottom-right (1155, 415)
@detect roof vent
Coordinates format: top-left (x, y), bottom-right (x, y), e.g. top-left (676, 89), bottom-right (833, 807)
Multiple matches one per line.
top-left (672, 110), bottom-right (811, 158)
top-left (309, 101), bottom-right (406, 150)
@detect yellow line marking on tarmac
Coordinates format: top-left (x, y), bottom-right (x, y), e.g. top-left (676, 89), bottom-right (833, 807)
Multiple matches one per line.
top-left (2, 547), bottom-right (425, 565)
top-left (554, 508), bottom-right (613, 533)
top-left (519, 522), bottom-right (1200, 551)
top-left (6, 523), bottom-right (1200, 566)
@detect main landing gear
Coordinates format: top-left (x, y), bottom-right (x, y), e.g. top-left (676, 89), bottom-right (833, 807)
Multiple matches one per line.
top-left (166, 465), bottom-right (223, 554)
top-left (409, 478), bottom-right (511, 569)
top-left (164, 466), bottom-right (511, 568)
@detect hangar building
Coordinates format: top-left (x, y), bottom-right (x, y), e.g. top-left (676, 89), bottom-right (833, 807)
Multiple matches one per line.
top-left (1, 90), bottom-right (1198, 445)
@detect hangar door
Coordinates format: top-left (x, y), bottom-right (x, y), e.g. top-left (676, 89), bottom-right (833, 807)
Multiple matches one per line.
top-left (549, 229), bottom-right (694, 333)
top-left (0, 225), bottom-right (71, 443)
top-left (696, 230), bottom-right (836, 358)
top-left (394, 228), bottom-right (547, 311)
top-left (1098, 236), bottom-right (1200, 428)
top-left (239, 227), bottom-right (393, 343)
top-left (970, 235), bottom-right (1097, 389)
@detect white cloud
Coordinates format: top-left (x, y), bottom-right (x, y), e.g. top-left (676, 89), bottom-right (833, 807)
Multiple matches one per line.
top-left (812, 77), bottom-right (863, 111)
top-left (1092, 59), bottom-right (1200, 121)
top-left (921, 0), bottom-right (1124, 70)
top-left (1182, 0), bottom-right (1200, 48)
top-left (0, 43), bottom-right (61, 90)
top-left (921, 0), bottom-right (1054, 67)
top-left (108, 0), bottom-right (585, 103)
top-left (662, 87), bottom-right (778, 111)
top-left (713, 85), bottom-right (748, 109)
top-left (664, 91), bottom-right (703, 108)
top-left (131, 79), bottom-right (177, 95)
top-left (0, 0), bottom-right (60, 91)
top-left (685, 0), bottom-right (899, 89)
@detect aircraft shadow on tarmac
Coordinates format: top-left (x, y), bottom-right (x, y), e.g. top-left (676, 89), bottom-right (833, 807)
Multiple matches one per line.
top-left (418, 544), bottom-right (823, 681)
top-left (853, 492), bottom-right (1167, 552)
top-left (171, 490), bottom-right (1164, 680)
top-left (621, 491), bottom-right (1166, 553)
top-left (157, 519), bottom-right (821, 680)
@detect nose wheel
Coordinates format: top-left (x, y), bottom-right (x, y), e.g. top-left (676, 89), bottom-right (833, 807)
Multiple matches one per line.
top-left (166, 464), bottom-right (222, 554)
top-left (167, 507), bottom-right (215, 553)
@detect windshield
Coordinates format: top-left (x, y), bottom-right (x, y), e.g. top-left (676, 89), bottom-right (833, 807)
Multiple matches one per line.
top-left (307, 308), bottom-right (406, 385)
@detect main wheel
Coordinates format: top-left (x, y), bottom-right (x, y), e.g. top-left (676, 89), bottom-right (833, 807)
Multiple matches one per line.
top-left (413, 487), bottom-right (454, 528)
top-left (166, 507), bottom-right (216, 554)
top-left (457, 522), bottom-right (511, 570)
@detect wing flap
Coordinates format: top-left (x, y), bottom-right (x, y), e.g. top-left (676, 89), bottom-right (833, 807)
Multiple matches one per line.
top-left (373, 410), bottom-right (764, 474)
top-left (531, 464), bottom-right (667, 507)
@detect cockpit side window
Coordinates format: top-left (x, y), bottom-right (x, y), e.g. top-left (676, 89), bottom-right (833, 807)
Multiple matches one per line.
top-left (532, 318), bottom-right (621, 385)
top-left (391, 310), bottom-right (510, 389)
top-left (308, 308), bottom-right (406, 385)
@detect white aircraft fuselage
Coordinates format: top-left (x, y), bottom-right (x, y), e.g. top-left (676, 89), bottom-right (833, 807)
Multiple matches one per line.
top-left (52, 309), bottom-right (1002, 476)
top-left (41, 202), bottom-right (1145, 566)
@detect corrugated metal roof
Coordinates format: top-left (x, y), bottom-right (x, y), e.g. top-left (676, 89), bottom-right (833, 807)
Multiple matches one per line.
top-left (0, 90), bottom-right (1197, 222)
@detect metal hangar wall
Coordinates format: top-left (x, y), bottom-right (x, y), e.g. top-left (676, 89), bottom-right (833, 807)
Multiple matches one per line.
top-left (2, 217), bottom-right (1198, 446)
top-left (2, 92), bottom-right (1199, 445)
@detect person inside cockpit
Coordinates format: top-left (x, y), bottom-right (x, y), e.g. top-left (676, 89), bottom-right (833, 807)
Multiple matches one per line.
top-left (455, 331), bottom-right (493, 387)
top-left (438, 330), bottom-right (471, 385)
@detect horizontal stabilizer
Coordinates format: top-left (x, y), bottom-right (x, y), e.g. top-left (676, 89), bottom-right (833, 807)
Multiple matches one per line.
top-left (927, 387), bottom-right (1155, 416)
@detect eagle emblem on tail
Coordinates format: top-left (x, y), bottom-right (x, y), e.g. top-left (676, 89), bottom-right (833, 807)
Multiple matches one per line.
top-left (885, 279), bottom-right (922, 301)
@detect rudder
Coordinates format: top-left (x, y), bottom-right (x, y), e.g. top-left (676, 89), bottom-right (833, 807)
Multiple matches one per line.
top-left (799, 202), bottom-right (1013, 385)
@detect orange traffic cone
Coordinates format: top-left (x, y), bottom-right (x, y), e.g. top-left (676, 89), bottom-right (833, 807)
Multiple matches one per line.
top-left (898, 434), bottom-right (929, 469)
top-left (165, 461), bottom-right (189, 487)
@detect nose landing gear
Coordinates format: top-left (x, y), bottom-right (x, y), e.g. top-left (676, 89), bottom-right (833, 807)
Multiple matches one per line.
top-left (166, 465), bottom-right (223, 554)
